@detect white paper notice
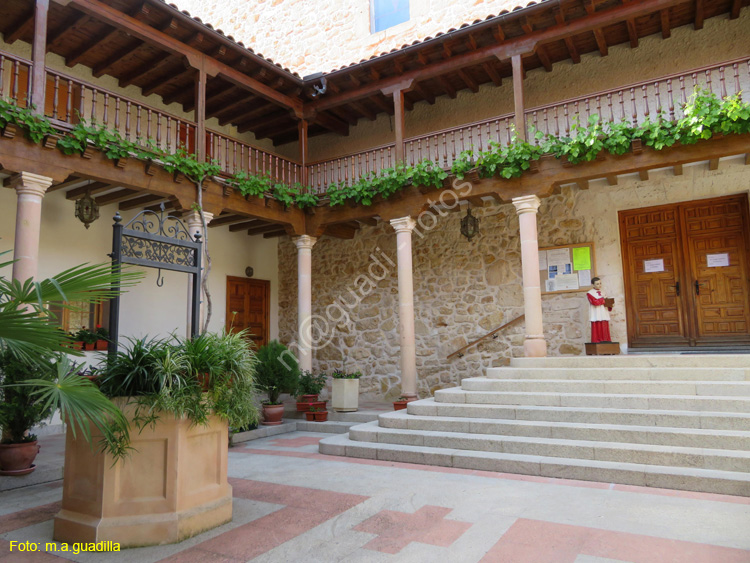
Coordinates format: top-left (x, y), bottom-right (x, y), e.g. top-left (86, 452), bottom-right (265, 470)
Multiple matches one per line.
top-left (707, 253), bottom-right (730, 268)
top-left (578, 269), bottom-right (592, 287)
top-left (538, 250), bottom-right (548, 271)
top-left (545, 279), bottom-right (556, 292)
top-left (554, 273), bottom-right (580, 291)
top-left (547, 248), bottom-right (571, 268)
top-left (644, 259), bottom-right (665, 273)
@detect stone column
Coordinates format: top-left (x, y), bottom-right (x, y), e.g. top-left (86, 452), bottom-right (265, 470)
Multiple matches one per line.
top-left (512, 195), bottom-right (547, 357)
top-left (389, 216), bottom-right (418, 399)
top-left (185, 210), bottom-right (214, 335)
top-left (9, 172), bottom-right (53, 283)
top-left (294, 235), bottom-right (317, 372)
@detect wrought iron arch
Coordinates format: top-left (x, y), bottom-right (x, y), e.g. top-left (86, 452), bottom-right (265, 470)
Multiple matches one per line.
top-left (108, 206), bottom-right (203, 355)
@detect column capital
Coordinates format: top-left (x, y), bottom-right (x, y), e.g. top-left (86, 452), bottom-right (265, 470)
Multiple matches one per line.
top-left (8, 172), bottom-right (54, 199)
top-left (185, 210), bottom-right (214, 229)
top-left (294, 234), bottom-right (317, 250)
top-left (389, 216), bottom-right (417, 233)
top-left (512, 195), bottom-right (541, 215)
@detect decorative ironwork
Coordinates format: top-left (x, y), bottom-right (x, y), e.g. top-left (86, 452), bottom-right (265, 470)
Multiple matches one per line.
top-left (108, 206), bottom-right (203, 355)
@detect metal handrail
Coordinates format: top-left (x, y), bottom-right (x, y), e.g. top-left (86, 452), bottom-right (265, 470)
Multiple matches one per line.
top-left (447, 314), bottom-right (525, 360)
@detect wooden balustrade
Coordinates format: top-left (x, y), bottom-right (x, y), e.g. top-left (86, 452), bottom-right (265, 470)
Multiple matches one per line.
top-left (525, 56), bottom-right (750, 141)
top-left (307, 143), bottom-right (396, 194)
top-left (207, 130), bottom-right (302, 184)
top-left (0, 53), bottom-right (32, 108)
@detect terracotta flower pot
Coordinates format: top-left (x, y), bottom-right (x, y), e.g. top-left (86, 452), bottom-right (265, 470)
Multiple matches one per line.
top-left (296, 394), bottom-right (319, 412)
top-left (71, 341), bottom-right (83, 351)
top-left (83, 342), bottom-right (96, 351)
top-left (261, 403), bottom-right (284, 426)
top-left (393, 400), bottom-right (409, 411)
top-left (95, 339), bottom-right (108, 351)
top-left (305, 411), bottom-right (328, 422)
top-left (0, 441), bottom-right (40, 476)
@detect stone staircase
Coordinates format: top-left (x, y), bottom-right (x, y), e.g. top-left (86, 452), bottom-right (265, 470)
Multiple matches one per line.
top-left (319, 355), bottom-right (750, 496)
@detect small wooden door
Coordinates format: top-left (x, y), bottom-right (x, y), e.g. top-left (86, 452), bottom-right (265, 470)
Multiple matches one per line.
top-left (226, 277), bottom-right (270, 349)
top-left (620, 194), bottom-right (750, 348)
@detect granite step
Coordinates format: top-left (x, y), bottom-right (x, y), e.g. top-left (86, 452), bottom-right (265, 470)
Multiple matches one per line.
top-left (376, 410), bottom-right (750, 450)
top-left (318, 432), bottom-right (750, 497)
top-left (486, 367), bottom-right (750, 381)
top-left (461, 378), bottom-right (750, 396)
top-left (434, 387), bottom-right (750, 412)
top-left (509, 355), bottom-right (750, 369)
top-left (407, 398), bottom-right (750, 430)
top-left (347, 421), bottom-right (750, 472)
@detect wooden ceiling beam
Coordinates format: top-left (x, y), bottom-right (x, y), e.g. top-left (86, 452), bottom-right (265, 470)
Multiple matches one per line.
top-left (348, 101), bottom-right (377, 121)
top-left (229, 219), bottom-right (261, 232)
top-left (66, 27), bottom-right (119, 68)
top-left (660, 9), bottom-right (671, 38)
top-left (437, 76), bottom-right (457, 99)
top-left (263, 230), bottom-right (288, 238)
top-left (457, 69), bottom-right (479, 93)
top-left (6, 9), bottom-right (35, 44)
top-left (144, 199), bottom-right (176, 213)
top-left (208, 214), bottom-right (252, 227)
top-left (65, 181), bottom-right (114, 200)
top-left (119, 54), bottom-right (180, 89)
top-left (554, 7), bottom-right (580, 63)
top-left (324, 223), bottom-right (358, 239)
top-left (258, 123), bottom-right (297, 141)
top-left (491, 23), bottom-right (505, 43)
top-left (142, 65), bottom-right (192, 97)
top-left (626, 18), bottom-right (639, 48)
top-left (47, 12), bottom-right (89, 52)
top-left (96, 188), bottom-right (140, 205)
top-left (370, 94), bottom-right (394, 114)
top-left (520, 17), bottom-right (552, 72)
top-left (67, 0), bottom-right (302, 111)
top-left (208, 96), bottom-right (252, 122)
top-left (312, 111), bottom-right (349, 136)
top-left (119, 194), bottom-right (165, 210)
top-left (47, 175), bottom-right (83, 192)
top-left (730, 0), bottom-right (742, 19)
top-left (482, 61), bottom-right (503, 87)
top-left (358, 217), bottom-right (378, 226)
top-left (694, 0), bottom-right (704, 29)
top-left (237, 112), bottom-right (291, 134)
top-left (92, 39), bottom-right (144, 77)
top-left (226, 103), bottom-right (275, 128)
top-left (411, 82), bottom-right (435, 104)
top-left (247, 223), bottom-right (283, 236)
top-left (591, 28), bottom-right (609, 57)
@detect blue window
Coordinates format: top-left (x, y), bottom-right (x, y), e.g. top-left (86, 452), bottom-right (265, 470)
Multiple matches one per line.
top-left (372, 0), bottom-right (410, 33)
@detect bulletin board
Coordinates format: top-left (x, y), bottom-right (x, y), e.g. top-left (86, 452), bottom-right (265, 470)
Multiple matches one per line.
top-left (539, 242), bottom-right (596, 295)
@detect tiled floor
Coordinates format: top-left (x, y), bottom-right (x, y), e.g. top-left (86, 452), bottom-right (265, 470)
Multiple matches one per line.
top-left (1, 431), bottom-right (749, 562)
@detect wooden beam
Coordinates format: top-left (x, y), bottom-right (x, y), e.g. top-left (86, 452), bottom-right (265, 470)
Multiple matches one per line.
top-left (457, 69), bottom-right (479, 93)
top-left (47, 12), bottom-right (87, 52)
top-left (144, 199), bottom-right (176, 213)
top-left (660, 9), bottom-right (671, 38)
top-left (673, 164), bottom-right (683, 175)
top-left (47, 175), bottom-right (83, 192)
top-left (626, 18), bottom-right (638, 48)
top-left (142, 66), bottom-right (191, 97)
top-left (195, 66), bottom-right (207, 162)
top-left (227, 103), bottom-right (274, 128)
top-left (93, 39), bottom-right (143, 77)
top-left (299, 119), bottom-right (308, 185)
top-left (512, 55), bottom-right (526, 142)
top-left (31, 0), bottom-right (50, 110)
top-left (6, 9), bottom-right (35, 44)
top-left (411, 82), bottom-right (435, 105)
top-left (66, 27), bottom-right (119, 67)
top-left (554, 7), bottom-right (580, 63)
top-left (730, 0), bottom-right (742, 19)
top-left (437, 76), bottom-right (456, 99)
top-left (694, 0), bottom-right (704, 29)
top-left (118, 54), bottom-right (179, 88)
top-left (606, 175), bottom-right (618, 185)
top-left (209, 97), bottom-right (252, 122)
top-left (68, 0), bottom-right (301, 111)
top-left (96, 188), bottom-right (140, 205)
top-left (208, 214), bottom-right (251, 227)
top-left (638, 169), bottom-right (649, 181)
top-left (65, 181), bottom-right (113, 199)
top-left (392, 89), bottom-right (406, 162)
top-left (482, 61), bottom-right (503, 86)
top-left (229, 220), bottom-right (261, 232)
top-left (262, 230), bottom-right (287, 238)
top-left (247, 223), bottom-right (283, 236)
top-left (708, 158), bottom-right (719, 170)
top-left (745, 154), bottom-right (750, 166)
top-left (119, 194), bottom-right (165, 210)
top-left (259, 123), bottom-right (298, 142)
top-left (324, 223), bottom-right (358, 239)
top-left (311, 111), bottom-right (349, 137)
top-left (577, 179), bottom-right (589, 190)
top-left (370, 94), bottom-right (394, 114)
top-left (358, 217), bottom-right (378, 226)
top-left (237, 112), bottom-right (290, 134)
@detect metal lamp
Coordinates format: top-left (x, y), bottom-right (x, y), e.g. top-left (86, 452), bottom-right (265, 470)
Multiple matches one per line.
top-left (460, 205), bottom-right (479, 241)
top-left (75, 192), bottom-right (100, 229)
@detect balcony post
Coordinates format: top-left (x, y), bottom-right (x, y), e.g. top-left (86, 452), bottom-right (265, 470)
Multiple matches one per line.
top-left (194, 66), bottom-right (207, 162)
top-left (31, 0), bottom-right (50, 111)
top-left (298, 119), bottom-right (308, 186)
top-left (392, 89), bottom-right (406, 163)
top-left (511, 54), bottom-right (526, 142)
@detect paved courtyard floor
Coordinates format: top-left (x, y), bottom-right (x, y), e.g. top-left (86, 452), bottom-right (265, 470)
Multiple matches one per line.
top-left (1, 430), bottom-right (749, 562)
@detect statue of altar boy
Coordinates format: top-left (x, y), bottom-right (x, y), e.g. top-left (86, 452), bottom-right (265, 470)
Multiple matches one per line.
top-left (587, 277), bottom-right (615, 343)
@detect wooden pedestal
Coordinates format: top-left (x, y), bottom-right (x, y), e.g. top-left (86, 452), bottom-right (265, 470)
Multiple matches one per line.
top-left (585, 342), bottom-right (621, 355)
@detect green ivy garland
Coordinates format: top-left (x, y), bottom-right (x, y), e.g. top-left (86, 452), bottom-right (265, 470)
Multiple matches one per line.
top-left (0, 89), bottom-right (748, 211)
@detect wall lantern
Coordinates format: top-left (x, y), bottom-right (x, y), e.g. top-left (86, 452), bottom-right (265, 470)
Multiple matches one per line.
top-left (75, 192), bottom-right (100, 229)
top-left (460, 205), bottom-right (479, 241)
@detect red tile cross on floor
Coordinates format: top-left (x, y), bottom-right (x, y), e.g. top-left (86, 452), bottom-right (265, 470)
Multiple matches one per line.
top-left (481, 518), bottom-right (750, 563)
top-left (267, 436), bottom-right (322, 447)
top-left (353, 505), bottom-right (472, 554)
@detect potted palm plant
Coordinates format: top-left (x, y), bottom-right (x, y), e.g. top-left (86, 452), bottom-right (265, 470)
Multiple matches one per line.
top-left (331, 369), bottom-right (361, 412)
top-left (254, 340), bottom-right (300, 425)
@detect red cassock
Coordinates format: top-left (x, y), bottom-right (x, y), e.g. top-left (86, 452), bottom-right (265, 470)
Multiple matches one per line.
top-left (587, 290), bottom-right (612, 343)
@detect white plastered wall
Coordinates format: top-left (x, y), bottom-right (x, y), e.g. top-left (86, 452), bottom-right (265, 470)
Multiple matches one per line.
top-left (0, 188), bottom-right (279, 342)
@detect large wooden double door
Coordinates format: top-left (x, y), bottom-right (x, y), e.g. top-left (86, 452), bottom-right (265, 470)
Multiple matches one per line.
top-left (619, 194), bottom-right (750, 349)
top-left (225, 277), bottom-right (270, 349)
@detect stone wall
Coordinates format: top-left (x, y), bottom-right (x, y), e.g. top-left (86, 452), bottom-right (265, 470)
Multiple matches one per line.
top-left (278, 157), bottom-right (750, 398)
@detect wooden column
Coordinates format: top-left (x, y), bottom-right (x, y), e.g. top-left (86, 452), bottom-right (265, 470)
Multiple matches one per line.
top-left (194, 66), bottom-right (207, 162)
top-left (511, 54), bottom-right (526, 141)
top-left (393, 89), bottom-right (406, 163)
top-left (298, 119), bottom-right (308, 186)
top-left (31, 0), bottom-right (50, 111)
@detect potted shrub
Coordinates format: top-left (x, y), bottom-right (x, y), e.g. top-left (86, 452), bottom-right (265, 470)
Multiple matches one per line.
top-left (254, 340), bottom-right (300, 425)
top-left (94, 325), bottom-right (109, 351)
top-left (74, 327), bottom-right (98, 351)
top-left (305, 405), bottom-right (328, 422)
top-left (332, 369), bottom-right (361, 413)
top-left (296, 370), bottom-right (327, 411)
top-left (57, 330), bottom-right (259, 547)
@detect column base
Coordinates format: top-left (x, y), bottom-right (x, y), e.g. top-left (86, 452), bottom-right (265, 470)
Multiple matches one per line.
top-left (523, 337), bottom-right (547, 357)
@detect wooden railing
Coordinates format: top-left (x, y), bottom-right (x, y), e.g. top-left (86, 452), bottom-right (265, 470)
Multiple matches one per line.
top-left (447, 314), bottom-right (525, 360)
top-left (0, 52), bottom-right (32, 108)
top-left (207, 129), bottom-right (302, 184)
top-left (307, 142), bottom-right (396, 194)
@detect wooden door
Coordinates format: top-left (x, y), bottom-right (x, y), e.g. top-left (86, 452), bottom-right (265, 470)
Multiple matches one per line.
top-left (682, 196), bottom-right (750, 345)
top-left (226, 277), bottom-right (270, 349)
top-left (620, 204), bottom-right (689, 346)
top-left (620, 194), bottom-right (750, 348)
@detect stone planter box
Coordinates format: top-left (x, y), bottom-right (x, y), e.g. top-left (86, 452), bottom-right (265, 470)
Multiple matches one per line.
top-left (332, 379), bottom-right (359, 412)
top-left (54, 404), bottom-right (232, 548)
